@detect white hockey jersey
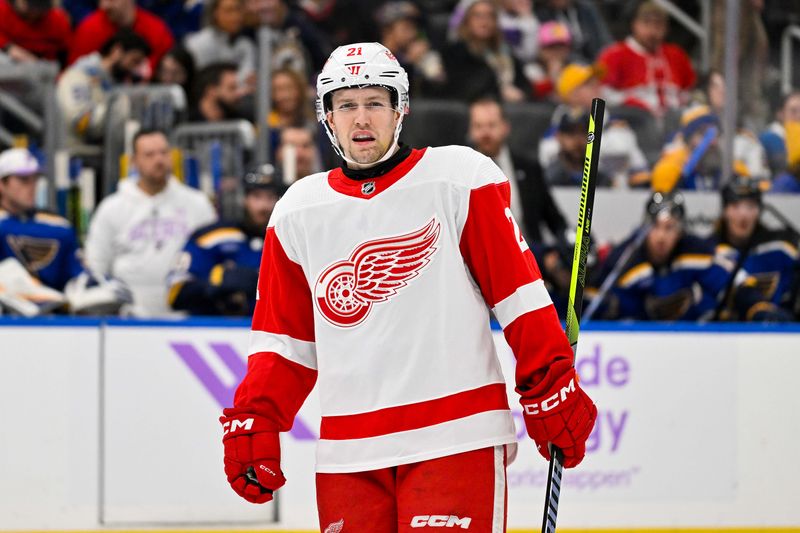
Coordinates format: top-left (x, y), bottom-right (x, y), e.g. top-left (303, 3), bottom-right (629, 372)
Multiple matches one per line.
top-left (85, 177), bottom-right (217, 317)
top-left (235, 146), bottom-right (574, 473)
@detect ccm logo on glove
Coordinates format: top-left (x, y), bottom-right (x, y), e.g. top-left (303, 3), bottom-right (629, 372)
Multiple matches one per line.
top-left (522, 377), bottom-right (576, 415)
top-left (222, 417), bottom-right (254, 435)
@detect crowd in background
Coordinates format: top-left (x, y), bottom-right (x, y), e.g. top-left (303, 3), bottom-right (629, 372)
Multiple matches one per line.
top-left (0, 0), bottom-right (799, 322)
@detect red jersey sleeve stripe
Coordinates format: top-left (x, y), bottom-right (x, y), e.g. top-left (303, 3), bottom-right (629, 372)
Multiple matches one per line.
top-left (249, 330), bottom-right (317, 370)
top-left (491, 279), bottom-right (553, 329)
top-left (252, 226), bottom-right (315, 342)
top-left (319, 383), bottom-right (510, 440)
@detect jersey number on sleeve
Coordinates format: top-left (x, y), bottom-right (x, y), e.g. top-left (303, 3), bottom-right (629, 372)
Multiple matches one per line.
top-left (505, 207), bottom-right (530, 253)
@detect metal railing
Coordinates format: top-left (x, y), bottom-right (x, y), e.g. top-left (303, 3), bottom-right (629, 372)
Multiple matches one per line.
top-left (0, 61), bottom-right (63, 207)
top-left (781, 24), bottom-right (800, 95)
top-left (100, 85), bottom-right (187, 197)
top-left (172, 120), bottom-right (256, 219)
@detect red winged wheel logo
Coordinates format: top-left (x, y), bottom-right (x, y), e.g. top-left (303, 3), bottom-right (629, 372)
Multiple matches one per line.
top-left (315, 218), bottom-right (441, 328)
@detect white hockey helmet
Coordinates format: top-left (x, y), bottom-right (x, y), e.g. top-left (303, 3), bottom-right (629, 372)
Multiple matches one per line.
top-left (316, 42), bottom-right (410, 164)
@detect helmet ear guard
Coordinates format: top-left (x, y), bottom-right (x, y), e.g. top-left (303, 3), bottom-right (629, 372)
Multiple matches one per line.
top-left (315, 43), bottom-right (410, 165)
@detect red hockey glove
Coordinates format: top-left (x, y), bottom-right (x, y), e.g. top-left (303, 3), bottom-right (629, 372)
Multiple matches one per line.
top-left (220, 410), bottom-right (286, 504)
top-left (519, 365), bottom-right (597, 469)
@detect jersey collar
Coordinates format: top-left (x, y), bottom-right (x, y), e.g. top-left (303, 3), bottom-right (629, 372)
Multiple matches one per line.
top-left (327, 148), bottom-right (426, 199)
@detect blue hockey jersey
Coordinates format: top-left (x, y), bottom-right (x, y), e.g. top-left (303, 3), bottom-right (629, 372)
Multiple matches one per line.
top-left (592, 231), bottom-right (730, 321)
top-left (711, 225), bottom-right (798, 320)
top-left (0, 210), bottom-right (83, 291)
top-left (167, 220), bottom-right (263, 315)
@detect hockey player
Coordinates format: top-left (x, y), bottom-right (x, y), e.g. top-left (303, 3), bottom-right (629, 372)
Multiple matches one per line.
top-left (219, 43), bottom-right (596, 531)
top-left (0, 147), bottom-right (83, 292)
top-left (710, 176), bottom-right (798, 322)
top-left (0, 147), bottom-right (131, 315)
top-left (168, 168), bottom-right (284, 315)
top-left (591, 191), bottom-right (729, 321)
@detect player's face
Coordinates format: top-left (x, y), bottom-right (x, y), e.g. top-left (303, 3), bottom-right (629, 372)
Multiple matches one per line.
top-left (0, 174), bottom-right (38, 214)
top-left (327, 87), bottom-right (400, 169)
top-left (468, 101), bottom-right (509, 158)
top-left (244, 189), bottom-right (279, 228)
top-left (724, 199), bottom-right (760, 243)
top-left (646, 215), bottom-right (682, 266)
top-left (132, 132), bottom-right (172, 186)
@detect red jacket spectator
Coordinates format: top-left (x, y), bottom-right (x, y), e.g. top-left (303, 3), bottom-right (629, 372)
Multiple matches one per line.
top-left (68, 1), bottom-right (173, 72)
top-left (597, 1), bottom-right (695, 117)
top-left (0, 0), bottom-right (71, 63)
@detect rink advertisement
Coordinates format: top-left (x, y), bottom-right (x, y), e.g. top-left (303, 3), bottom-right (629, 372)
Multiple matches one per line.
top-left (1, 319), bottom-right (799, 530)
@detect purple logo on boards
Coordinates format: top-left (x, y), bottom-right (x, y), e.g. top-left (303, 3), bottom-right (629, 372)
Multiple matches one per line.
top-left (171, 341), bottom-right (317, 440)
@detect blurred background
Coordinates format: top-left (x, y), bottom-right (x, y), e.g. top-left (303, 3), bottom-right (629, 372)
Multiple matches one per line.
top-left (1, 0), bottom-right (799, 531)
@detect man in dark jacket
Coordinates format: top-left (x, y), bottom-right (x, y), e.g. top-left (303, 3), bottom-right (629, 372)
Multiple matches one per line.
top-left (468, 97), bottom-right (572, 315)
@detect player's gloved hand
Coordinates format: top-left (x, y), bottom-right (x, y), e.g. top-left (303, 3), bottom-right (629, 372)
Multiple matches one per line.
top-left (748, 302), bottom-right (793, 323)
top-left (519, 360), bottom-right (597, 468)
top-left (210, 265), bottom-right (259, 295)
top-left (220, 409), bottom-right (286, 504)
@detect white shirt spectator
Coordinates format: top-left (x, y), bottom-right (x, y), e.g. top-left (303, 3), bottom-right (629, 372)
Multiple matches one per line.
top-left (85, 176), bottom-right (217, 317)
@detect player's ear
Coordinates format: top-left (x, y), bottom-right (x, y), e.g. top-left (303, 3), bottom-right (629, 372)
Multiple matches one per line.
top-left (326, 111), bottom-right (337, 134)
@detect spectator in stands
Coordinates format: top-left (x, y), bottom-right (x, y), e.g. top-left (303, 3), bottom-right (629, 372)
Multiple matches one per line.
top-left (0, 0), bottom-right (71, 65)
top-left (688, 70), bottom-right (770, 178)
top-left (539, 64), bottom-right (650, 187)
top-left (543, 106), bottom-right (611, 186)
top-left (526, 21), bottom-right (572, 101)
top-left (770, 114), bottom-right (800, 193)
top-left (498, 0), bottom-right (540, 66)
top-left (597, 0), bottom-right (696, 118)
top-left (57, 30), bottom-right (151, 149)
top-left (185, 0), bottom-right (256, 90)
top-left (442, 0), bottom-right (531, 103)
top-left (189, 62), bottom-right (248, 122)
top-left (85, 129), bottom-right (217, 317)
top-left (468, 97), bottom-right (572, 314)
top-left (298, 0), bottom-right (382, 48)
top-left (243, 0), bottom-right (331, 76)
top-left (652, 105), bottom-right (769, 191)
top-left (168, 168), bottom-right (284, 316)
top-left (710, 175), bottom-right (798, 321)
top-left (0, 148), bottom-right (82, 293)
top-left (760, 91), bottom-right (800, 176)
top-left (376, 1), bottom-right (446, 96)
top-left (534, 0), bottom-right (612, 63)
top-left (710, 0), bottom-right (769, 129)
top-left (590, 191), bottom-right (728, 321)
top-left (68, 0), bottom-right (175, 73)
top-left (0, 147), bottom-right (131, 315)
top-left (275, 126), bottom-right (323, 184)
top-left (154, 46), bottom-right (196, 97)
top-left (268, 68), bottom-right (316, 151)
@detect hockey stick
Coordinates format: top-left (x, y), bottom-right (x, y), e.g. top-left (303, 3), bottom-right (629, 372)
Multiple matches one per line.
top-left (541, 97), bottom-right (605, 533)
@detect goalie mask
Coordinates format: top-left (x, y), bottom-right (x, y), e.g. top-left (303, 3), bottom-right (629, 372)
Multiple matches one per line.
top-left (316, 42), bottom-right (410, 166)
